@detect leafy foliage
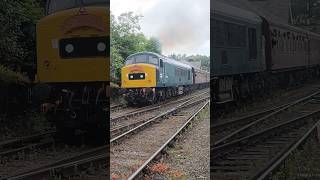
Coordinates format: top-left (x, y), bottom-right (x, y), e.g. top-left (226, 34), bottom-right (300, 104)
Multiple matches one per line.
top-left (0, 65), bottom-right (30, 85)
top-left (0, 0), bottom-right (43, 80)
top-left (291, 0), bottom-right (320, 31)
top-left (111, 12), bottom-right (162, 84)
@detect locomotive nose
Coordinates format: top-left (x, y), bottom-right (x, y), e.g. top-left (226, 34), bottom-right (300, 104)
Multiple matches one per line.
top-left (121, 63), bottom-right (157, 88)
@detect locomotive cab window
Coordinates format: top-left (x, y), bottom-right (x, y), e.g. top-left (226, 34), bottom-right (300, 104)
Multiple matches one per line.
top-left (126, 58), bottom-right (134, 65)
top-left (47, 0), bottom-right (108, 14)
top-left (135, 55), bottom-right (148, 63)
top-left (126, 54), bottom-right (160, 66)
top-left (160, 59), bottom-right (164, 67)
top-left (248, 28), bottom-right (257, 60)
top-left (149, 56), bottom-right (159, 65)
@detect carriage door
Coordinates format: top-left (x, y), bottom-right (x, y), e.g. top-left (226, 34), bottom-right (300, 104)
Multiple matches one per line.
top-left (160, 59), bottom-right (166, 85)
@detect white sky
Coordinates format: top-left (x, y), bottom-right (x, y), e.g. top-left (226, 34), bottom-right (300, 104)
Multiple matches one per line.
top-left (111, 0), bottom-right (210, 56)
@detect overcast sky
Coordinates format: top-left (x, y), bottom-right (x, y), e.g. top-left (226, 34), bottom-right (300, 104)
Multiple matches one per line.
top-left (111, 0), bottom-right (210, 56)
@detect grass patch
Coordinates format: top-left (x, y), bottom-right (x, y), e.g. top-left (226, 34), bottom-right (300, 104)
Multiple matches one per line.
top-left (270, 137), bottom-right (320, 179)
top-left (0, 111), bottom-right (51, 141)
top-left (0, 65), bottom-right (30, 85)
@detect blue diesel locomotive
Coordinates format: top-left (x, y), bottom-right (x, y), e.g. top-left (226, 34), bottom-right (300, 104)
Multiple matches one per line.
top-left (121, 52), bottom-right (209, 105)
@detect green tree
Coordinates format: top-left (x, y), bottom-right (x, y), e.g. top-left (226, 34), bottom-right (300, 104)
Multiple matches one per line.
top-left (0, 0), bottom-right (43, 78)
top-left (145, 37), bottom-right (162, 54)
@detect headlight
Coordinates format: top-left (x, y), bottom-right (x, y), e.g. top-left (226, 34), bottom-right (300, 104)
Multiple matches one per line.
top-left (65, 44), bottom-right (74, 53)
top-left (97, 42), bottom-right (106, 52)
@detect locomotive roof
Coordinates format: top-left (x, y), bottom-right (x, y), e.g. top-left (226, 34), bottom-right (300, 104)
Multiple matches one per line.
top-left (165, 57), bottom-right (192, 70)
top-left (212, 1), bottom-right (262, 24)
top-left (127, 52), bottom-right (162, 59)
top-left (128, 52), bottom-right (193, 70)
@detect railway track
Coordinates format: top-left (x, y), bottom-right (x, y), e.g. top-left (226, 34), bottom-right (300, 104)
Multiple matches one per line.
top-left (110, 90), bottom-right (209, 128)
top-left (110, 90), bottom-right (208, 119)
top-left (3, 145), bottom-right (107, 180)
top-left (212, 90), bottom-right (320, 179)
top-left (213, 90), bottom-right (320, 146)
top-left (127, 101), bottom-right (210, 180)
top-left (110, 89), bottom-right (209, 123)
top-left (0, 131), bottom-right (56, 160)
top-left (213, 103), bottom-right (288, 144)
top-left (110, 103), bottom-right (124, 112)
top-left (110, 95), bottom-right (209, 179)
top-left (110, 91), bottom-right (209, 138)
top-left (4, 91), bottom-right (209, 180)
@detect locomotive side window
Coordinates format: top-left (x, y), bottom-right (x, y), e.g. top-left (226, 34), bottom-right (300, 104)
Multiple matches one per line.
top-left (225, 23), bottom-right (246, 47)
top-left (213, 19), bottom-right (245, 47)
top-left (248, 28), bottom-right (257, 60)
top-left (212, 20), bottom-right (225, 46)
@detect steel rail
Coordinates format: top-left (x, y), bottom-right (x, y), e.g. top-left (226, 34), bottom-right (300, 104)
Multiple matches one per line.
top-left (253, 119), bottom-right (320, 180)
top-left (212, 109), bottom-right (320, 160)
top-left (5, 94), bottom-right (209, 180)
top-left (213, 103), bottom-right (289, 129)
top-left (128, 100), bottom-right (210, 180)
top-left (214, 90), bottom-right (320, 146)
top-left (110, 103), bottom-right (123, 110)
top-left (110, 91), bottom-right (209, 122)
top-left (0, 131), bottom-right (56, 150)
top-left (110, 95), bottom-right (209, 139)
top-left (4, 145), bottom-right (107, 180)
top-left (110, 95), bottom-right (209, 143)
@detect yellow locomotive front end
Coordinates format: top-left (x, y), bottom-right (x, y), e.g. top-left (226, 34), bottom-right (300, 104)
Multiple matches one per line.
top-left (121, 63), bottom-right (157, 88)
top-left (34, 1), bottom-right (109, 144)
top-left (36, 7), bottom-right (109, 83)
top-left (121, 52), bottom-right (161, 105)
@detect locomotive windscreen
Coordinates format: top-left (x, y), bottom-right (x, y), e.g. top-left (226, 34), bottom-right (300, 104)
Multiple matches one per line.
top-left (47, 0), bottom-right (109, 14)
top-left (125, 54), bottom-right (159, 66)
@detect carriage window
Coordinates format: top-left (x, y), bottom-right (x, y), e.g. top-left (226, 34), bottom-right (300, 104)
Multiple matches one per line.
top-left (188, 70), bottom-right (191, 80)
top-left (213, 20), bottom-right (225, 46)
top-left (248, 28), bottom-right (257, 60)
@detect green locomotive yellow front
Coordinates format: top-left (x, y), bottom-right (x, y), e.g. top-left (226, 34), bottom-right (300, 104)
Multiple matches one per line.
top-left (34, 0), bottom-right (109, 143)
